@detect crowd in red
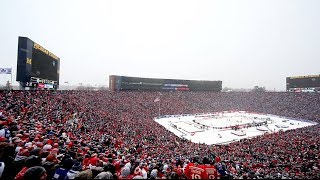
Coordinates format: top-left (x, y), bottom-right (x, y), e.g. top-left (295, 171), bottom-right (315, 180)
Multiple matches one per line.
top-left (0, 90), bottom-right (319, 179)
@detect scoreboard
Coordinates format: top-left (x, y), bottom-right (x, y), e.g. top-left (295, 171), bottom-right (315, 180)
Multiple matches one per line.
top-left (109, 75), bottom-right (222, 92)
top-left (17, 37), bottom-right (60, 89)
top-left (286, 75), bottom-right (320, 92)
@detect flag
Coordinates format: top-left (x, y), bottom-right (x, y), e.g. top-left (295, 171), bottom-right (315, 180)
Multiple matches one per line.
top-left (0, 68), bottom-right (12, 74)
top-left (154, 97), bottom-right (160, 102)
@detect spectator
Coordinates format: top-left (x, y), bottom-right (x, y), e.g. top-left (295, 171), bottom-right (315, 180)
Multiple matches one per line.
top-left (65, 161), bottom-right (82, 180)
top-left (23, 166), bottom-right (47, 180)
top-left (52, 158), bottom-right (74, 180)
top-left (15, 155), bottom-right (42, 180)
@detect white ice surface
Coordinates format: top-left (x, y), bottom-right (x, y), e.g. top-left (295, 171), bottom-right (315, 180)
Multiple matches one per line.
top-left (154, 111), bottom-right (317, 145)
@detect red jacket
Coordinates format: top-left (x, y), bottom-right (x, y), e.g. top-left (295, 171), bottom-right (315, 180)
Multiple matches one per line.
top-left (14, 167), bottom-right (28, 180)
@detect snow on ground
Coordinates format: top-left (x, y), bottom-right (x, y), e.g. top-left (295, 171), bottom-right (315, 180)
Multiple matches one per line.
top-left (154, 111), bottom-right (317, 145)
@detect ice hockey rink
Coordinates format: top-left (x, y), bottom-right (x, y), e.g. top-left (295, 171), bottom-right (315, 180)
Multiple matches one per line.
top-left (154, 111), bottom-right (317, 145)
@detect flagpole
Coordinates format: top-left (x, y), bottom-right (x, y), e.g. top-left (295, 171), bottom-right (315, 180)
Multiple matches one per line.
top-left (11, 67), bottom-right (12, 88)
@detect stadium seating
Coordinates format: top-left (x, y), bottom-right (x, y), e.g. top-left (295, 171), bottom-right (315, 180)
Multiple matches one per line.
top-left (0, 90), bottom-right (319, 179)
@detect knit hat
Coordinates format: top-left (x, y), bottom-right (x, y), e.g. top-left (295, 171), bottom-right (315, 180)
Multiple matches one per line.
top-left (94, 171), bottom-right (113, 179)
top-left (51, 148), bottom-right (59, 155)
top-left (62, 158), bottom-right (74, 169)
top-left (46, 154), bottom-right (56, 162)
top-left (12, 137), bottom-right (21, 143)
top-left (25, 155), bottom-right (42, 168)
top-left (121, 166), bottom-right (131, 177)
top-left (23, 166), bottom-right (46, 180)
top-left (72, 161), bottom-right (82, 171)
top-left (35, 142), bottom-right (43, 148)
top-left (150, 169), bottom-right (158, 178)
top-left (18, 148), bottom-right (30, 157)
top-left (25, 142), bottom-right (33, 147)
top-left (15, 146), bottom-right (22, 153)
top-left (43, 144), bottom-right (52, 152)
top-left (29, 148), bottom-right (42, 156)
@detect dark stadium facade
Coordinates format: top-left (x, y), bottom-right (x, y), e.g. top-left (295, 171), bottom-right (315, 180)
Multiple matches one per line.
top-left (286, 74), bottom-right (320, 92)
top-left (109, 75), bottom-right (222, 92)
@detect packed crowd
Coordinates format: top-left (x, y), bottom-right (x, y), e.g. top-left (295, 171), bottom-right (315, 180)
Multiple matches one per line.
top-left (0, 90), bottom-right (319, 179)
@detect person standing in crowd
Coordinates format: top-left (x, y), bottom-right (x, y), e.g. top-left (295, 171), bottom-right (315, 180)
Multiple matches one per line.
top-left (23, 166), bottom-right (47, 180)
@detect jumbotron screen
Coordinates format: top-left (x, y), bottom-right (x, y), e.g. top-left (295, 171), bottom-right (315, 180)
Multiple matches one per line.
top-left (31, 43), bottom-right (59, 81)
top-left (109, 75), bottom-right (222, 92)
top-left (286, 75), bottom-right (320, 91)
top-left (17, 37), bottom-right (60, 89)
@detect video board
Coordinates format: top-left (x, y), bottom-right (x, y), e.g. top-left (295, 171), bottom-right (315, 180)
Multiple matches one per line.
top-left (286, 75), bottom-right (320, 92)
top-left (109, 75), bottom-right (222, 92)
top-left (17, 36), bottom-right (60, 89)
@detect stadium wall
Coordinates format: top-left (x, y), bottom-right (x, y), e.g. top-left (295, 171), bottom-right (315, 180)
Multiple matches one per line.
top-left (109, 75), bottom-right (222, 92)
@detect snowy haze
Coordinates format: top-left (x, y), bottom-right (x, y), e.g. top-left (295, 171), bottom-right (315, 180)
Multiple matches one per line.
top-left (1, 0), bottom-right (320, 90)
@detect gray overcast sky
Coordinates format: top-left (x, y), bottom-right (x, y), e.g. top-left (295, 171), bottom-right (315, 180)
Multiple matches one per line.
top-left (1, 0), bottom-right (320, 90)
